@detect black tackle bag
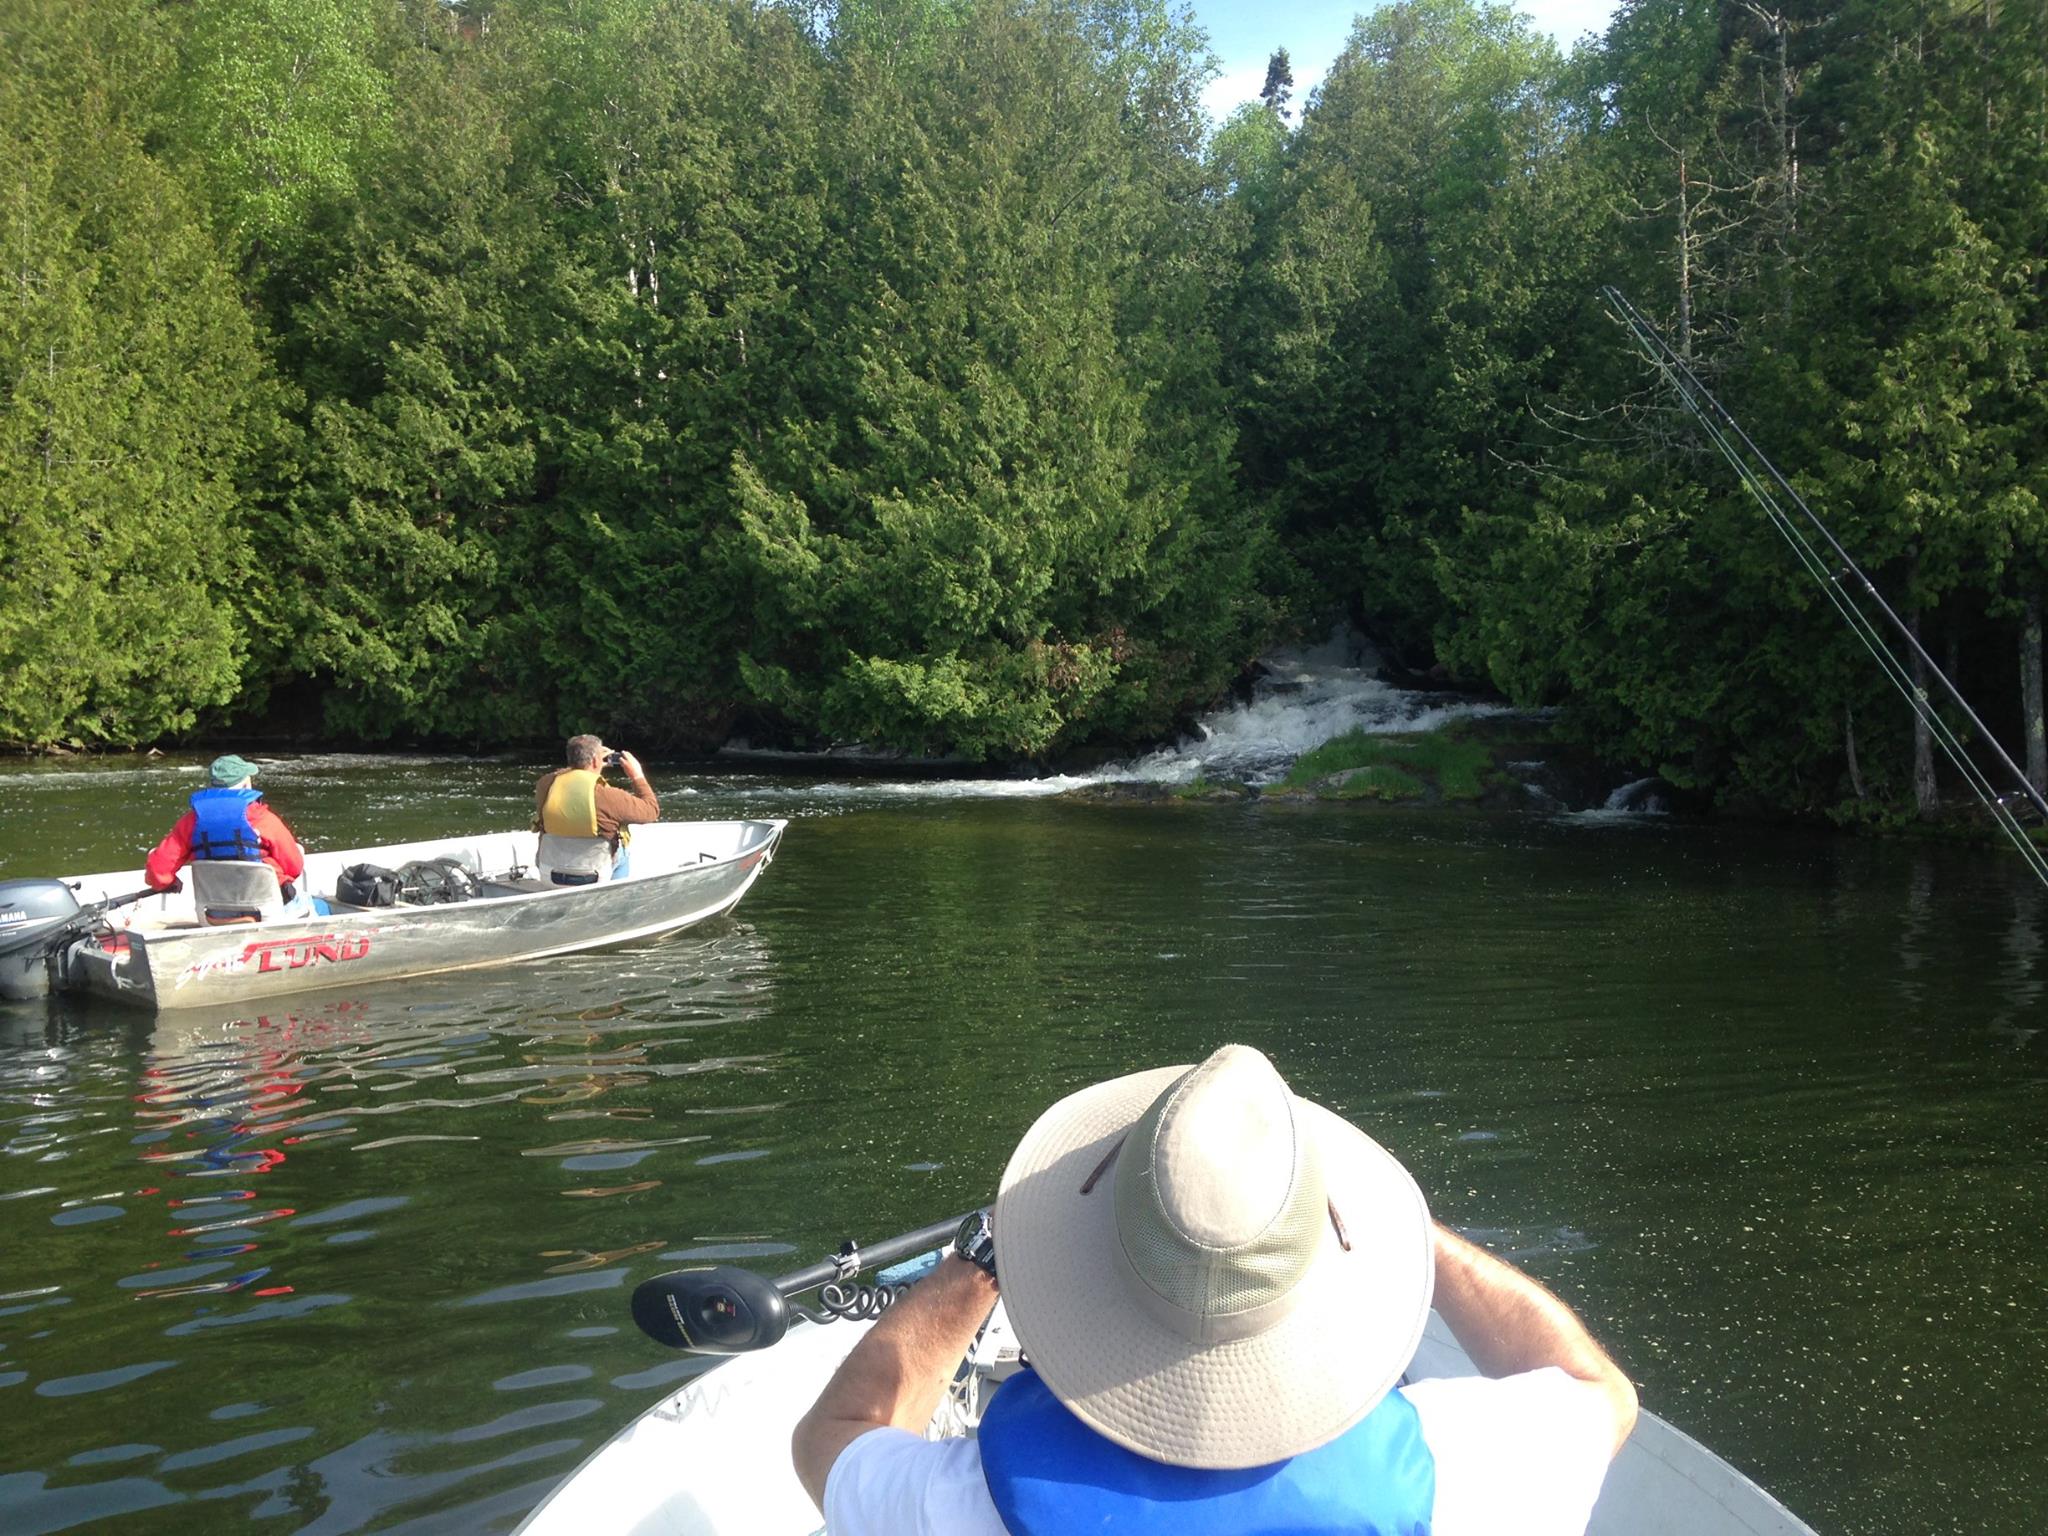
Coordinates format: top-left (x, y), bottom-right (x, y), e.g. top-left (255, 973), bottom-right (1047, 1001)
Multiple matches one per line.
top-left (336, 863), bottom-right (402, 907)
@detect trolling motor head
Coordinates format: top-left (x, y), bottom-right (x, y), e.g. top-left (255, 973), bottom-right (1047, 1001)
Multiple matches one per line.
top-left (632, 1266), bottom-right (791, 1354)
top-left (0, 881), bottom-right (85, 1002)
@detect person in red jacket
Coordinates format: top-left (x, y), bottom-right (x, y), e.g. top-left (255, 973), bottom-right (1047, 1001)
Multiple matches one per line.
top-left (145, 754), bottom-right (308, 905)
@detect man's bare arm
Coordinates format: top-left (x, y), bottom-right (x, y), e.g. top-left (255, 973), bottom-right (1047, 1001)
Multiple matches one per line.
top-left (791, 1257), bottom-right (998, 1513)
top-left (1430, 1222), bottom-right (1639, 1455)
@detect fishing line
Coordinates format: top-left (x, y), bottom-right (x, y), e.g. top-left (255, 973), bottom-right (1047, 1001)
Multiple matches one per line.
top-left (1612, 299), bottom-right (2047, 883)
top-left (1600, 287), bottom-right (2048, 891)
top-left (1605, 287), bottom-right (2048, 883)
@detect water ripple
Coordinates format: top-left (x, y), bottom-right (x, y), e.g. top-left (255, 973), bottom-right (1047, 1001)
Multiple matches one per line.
top-left (4, 768), bottom-right (2044, 1536)
top-left (35, 1360), bottom-right (177, 1398)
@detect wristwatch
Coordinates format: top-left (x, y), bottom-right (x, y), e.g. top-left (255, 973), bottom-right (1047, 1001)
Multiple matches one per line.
top-left (952, 1209), bottom-right (997, 1282)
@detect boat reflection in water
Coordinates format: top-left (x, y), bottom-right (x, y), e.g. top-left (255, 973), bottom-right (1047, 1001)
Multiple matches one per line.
top-left (117, 923), bottom-right (781, 1321)
top-left (0, 919), bottom-right (789, 1535)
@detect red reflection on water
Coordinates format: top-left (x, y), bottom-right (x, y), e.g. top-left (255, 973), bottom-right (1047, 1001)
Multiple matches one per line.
top-left (560, 1181), bottom-right (662, 1198)
top-left (168, 1207), bottom-right (296, 1238)
top-left (131, 1265), bottom-right (271, 1299)
top-left (168, 1190), bottom-right (256, 1208)
top-left (183, 1242), bottom-right (258, 1260)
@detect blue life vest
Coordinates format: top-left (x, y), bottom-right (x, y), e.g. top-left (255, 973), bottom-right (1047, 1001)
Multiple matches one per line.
top-left (978, 1367), bottom-right (1436, 1535)
top-left (188, 787), bottom-right (265, 863)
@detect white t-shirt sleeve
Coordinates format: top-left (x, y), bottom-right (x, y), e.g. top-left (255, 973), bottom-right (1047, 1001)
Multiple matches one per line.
top-left (822, 1428), bottom-right (1009, 1536)
top-left (1403, 1368), bottom-right (1618, 1536)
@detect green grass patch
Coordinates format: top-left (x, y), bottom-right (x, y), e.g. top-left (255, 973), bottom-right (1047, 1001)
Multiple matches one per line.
top-left (1169, 775), bottom-right (1253, 802)
top-left (1321, 765), bottom-right (1425, 800)
top-left (1280, 727), bottom-right (1497, 801)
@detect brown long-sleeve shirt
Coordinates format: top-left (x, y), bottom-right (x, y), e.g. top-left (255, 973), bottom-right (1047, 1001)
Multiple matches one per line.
top-left (533, 768), bottom-right (660, 848)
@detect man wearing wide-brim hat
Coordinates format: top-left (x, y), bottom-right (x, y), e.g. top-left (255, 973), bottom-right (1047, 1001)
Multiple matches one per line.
top-left (795, 1044), bottom-right (1638, 1534)
top-left (144, 753), bottom-right (310, 912)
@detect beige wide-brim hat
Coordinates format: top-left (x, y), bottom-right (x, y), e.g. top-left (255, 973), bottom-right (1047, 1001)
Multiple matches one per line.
top-left (993, 1045), bottom-right (1434, 1470)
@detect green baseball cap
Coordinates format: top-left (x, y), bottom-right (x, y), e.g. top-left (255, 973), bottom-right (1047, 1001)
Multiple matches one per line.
top-left (208, 753), bottom-right (261, 786)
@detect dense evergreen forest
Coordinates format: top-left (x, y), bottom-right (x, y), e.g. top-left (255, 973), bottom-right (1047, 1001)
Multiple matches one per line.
top-left (2, 0), bottom-right (2043, 820)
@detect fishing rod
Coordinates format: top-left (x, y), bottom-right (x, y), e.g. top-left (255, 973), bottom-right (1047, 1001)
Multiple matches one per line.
top-left (1600, 286), bottom-right (2048, 892)
top-left (632, 1213), bottom-right (977, 1355)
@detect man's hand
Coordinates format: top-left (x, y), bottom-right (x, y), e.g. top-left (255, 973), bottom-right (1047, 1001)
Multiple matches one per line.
top-left (791, 1256), bottom-right (998, 1512)
top-left (1430, 1222), bottom-right (1638, 1456)
top-left (616, 750), bottom-right (646, 783)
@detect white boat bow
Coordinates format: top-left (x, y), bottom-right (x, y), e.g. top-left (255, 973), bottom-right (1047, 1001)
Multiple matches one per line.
top-left (516, 1260), bottom-right (1816, 1536)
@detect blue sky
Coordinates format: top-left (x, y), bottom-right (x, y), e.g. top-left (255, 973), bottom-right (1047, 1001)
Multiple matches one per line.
top-left (1192, 0), bottom-right (1618, 119)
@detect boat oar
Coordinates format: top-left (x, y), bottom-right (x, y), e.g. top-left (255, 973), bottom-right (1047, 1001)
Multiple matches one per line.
top-left (632, 1213), bottom-right (976, 1355)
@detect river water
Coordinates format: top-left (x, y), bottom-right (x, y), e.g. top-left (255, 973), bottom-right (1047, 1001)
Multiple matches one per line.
top-left (2, 687), bottom-right (2045, 1534)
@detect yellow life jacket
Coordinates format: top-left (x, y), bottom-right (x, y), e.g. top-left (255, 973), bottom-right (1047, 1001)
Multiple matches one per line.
top-left (541, 768), bottom-right (604, 839)
top-left (538, 767), bottom-right (628, 882)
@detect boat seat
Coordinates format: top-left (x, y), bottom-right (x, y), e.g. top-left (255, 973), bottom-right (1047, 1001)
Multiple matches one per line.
top-left (189, 861), bottom-right (285, 926)
top-left (480, 877), bottom-right (553, 898)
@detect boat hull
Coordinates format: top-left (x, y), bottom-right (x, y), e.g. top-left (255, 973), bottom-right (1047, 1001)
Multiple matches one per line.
top-left (515, 1295), bottom-right (1817, 1536)
top-left (53, 820), bottom-right (784, 1012)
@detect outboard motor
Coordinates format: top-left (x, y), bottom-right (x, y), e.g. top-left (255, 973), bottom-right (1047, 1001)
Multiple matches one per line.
top-left (0, 880), bottom-right (84, 1001)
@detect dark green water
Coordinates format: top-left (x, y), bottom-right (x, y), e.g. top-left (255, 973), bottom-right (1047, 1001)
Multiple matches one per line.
top-left (2, 753), bottom-right (2045, 1535)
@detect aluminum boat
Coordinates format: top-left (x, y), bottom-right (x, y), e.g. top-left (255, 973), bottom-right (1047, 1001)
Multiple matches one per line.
top-left (20, 819), bottom-right (784, 1012)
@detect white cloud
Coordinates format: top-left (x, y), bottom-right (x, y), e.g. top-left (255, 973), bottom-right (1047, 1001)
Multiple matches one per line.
top-left (1200, 62), bottom-right (1271, 122)
top-left (1201, 61), bottom-right (1330, 124)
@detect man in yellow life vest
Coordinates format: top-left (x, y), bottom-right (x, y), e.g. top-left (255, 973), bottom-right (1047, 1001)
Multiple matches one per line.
top-left (532, 734), bottom-right (660, 885)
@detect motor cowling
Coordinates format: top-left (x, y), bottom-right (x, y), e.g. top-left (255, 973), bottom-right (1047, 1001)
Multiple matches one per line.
top-left (0, 880), bottom-right (84, 1002)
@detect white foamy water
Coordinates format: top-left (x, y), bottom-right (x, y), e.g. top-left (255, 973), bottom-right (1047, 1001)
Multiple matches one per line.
top-left (1551, 776), bottom-right (1672, 824)
top-left (7, 750), bottom-right (494, 790)
top-left (1116, 634), bottom-right (1509, 788)
top-left (725, 631), bottom-right (1511, 805)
